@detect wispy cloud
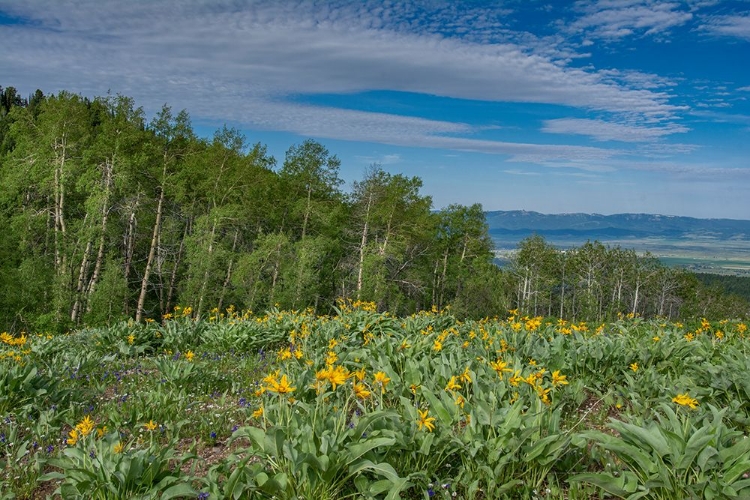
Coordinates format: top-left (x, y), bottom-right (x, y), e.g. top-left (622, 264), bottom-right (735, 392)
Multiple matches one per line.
top-left (542, 118), bottom-right (688, 142)
top-left (568, 0), bottom-right (693, 39)
top-left (503, 169), bottom-right (542, 176)
top-left (354, 153), bottom-right (403, 165)
top-left (701, 13), bottom-right (750, 41)
top-left (0, 1), bottom-right (684, 123)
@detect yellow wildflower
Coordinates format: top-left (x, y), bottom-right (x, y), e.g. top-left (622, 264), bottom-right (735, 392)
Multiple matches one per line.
top-left (326, 350), bottom-right (338, 366)
top-left (459, 366), bottom-right (472, 384)
top-left (76, 416), bottom-right (95, 437)
top-left (67, 428), bottom-right (79, 446)
top-left (417, 409), bottom-right (436, 432)
top-left (353, 382), bottom-right (371, 399)
top-left (445, 376), bottom-right (462, 391)
top-left (185, 350), bottom-right (195, 362)
top-left (536, 385), bottom-right (552, 405)
top-left (551, 370), bottom-right (569, 387)
top-left (144, 420), bottom-right (158, 431)
top-left (268, 374), bottom-right (296, 394)
top-left (672, 393), bottom-right (699, 410)
top-left (113, 442), bottom-right (124, 453)
top-left (374, 371), bottom-right (391, 393)
top-left (630, 362), bottom-right (639, 372)
top-left (489, 359), bottom-right (513, 379)
top-left (252, 406), bottom-right (264, 419)
top-left (509, 370), bottom-right (523, 387)
top-left (326, 365), bottom-right (350, 390)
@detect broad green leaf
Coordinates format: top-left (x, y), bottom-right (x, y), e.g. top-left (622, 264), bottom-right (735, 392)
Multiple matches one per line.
top-left (676, 426), bottom-right (713, 471)
top-left (612, 421), bottom-right (671, 458)
top-left (161, 483), bottom-right (197, 500)
top-left (422, 388), bottom-right (452, 426)
top-left (346, 436), bottom-right (395, 462)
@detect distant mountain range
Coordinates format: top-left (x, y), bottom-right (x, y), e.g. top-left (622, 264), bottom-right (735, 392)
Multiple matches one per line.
top-left (485, 211), bottom-right (750, 245)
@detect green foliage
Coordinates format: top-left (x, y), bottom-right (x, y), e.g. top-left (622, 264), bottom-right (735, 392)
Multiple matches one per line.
top-left (40, 428), bottom-right (196, 499)
top-left (2, 306), bottom-right (750, 498)
top-left (572, 404), bottom-right (750, 499)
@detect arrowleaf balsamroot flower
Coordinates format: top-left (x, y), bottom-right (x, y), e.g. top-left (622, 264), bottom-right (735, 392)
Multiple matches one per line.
top-left (76, 416), bottom-right (95, 437)
top-left (417, 409), bottom-right (436, 432)
top-left (489, 359), bottom-right (513, 379)
top-left (673, 393), bottom-right (699, 410)
top-left (373, 371), bottom-right (390, 393)
top-left (67, 429), bottom-right (79, 446)
top-left (327, 365), bottom-right (349, 390)
top-left (630, 362), bottom-right (639, 372)
top-left (551, 370), bottom-right (568, 387)
top-left (267, 374), bottom-right (296, 394)
top-left (445, 376), bottom-right (461, 391)
top-left (144, 420), bottom-right (158, 431)
top-left (353, 382), bottom-right (371, 399)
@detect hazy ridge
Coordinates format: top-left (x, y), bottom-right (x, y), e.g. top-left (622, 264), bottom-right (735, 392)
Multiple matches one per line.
top-left (487, 210), bottom-right (750, 275)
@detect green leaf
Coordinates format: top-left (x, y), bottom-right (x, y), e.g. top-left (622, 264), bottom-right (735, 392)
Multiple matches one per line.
top-left (676, 426), bottom-right (713, 471)
top-left (346, 437), bottom-right (395, 462)
top-left (422, 388), bottom-right (452, 426)
top-left (160, 483), bottom-right (197, 500)
top-left (419, 432), bottom-right (435, 455)
top-left (612, 420), bottom-right (671, 459)
top-left (524, 434), bottom-right (569, 465)
top-left (384, 477), bottom-right (412, 500)
top-left (570, 471), bottom-right (639, 497)
top-left (349, 459), bottom-right (401, 482)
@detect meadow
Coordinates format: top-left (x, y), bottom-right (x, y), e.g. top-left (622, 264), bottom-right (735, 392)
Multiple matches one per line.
top-left (2, 302), bottom-right (750, 499)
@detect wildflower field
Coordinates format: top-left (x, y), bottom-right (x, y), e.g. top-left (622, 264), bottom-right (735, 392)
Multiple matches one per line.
top-left (2, 303), bottom-right (750, 499)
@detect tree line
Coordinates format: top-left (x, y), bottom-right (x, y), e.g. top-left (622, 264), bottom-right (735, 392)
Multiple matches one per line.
top-left (507, 236), bottom-right (749, 322)
top-left (0, 87), bottom-right (746, 332)
top-left (0, 87), bottom-right (503, 331)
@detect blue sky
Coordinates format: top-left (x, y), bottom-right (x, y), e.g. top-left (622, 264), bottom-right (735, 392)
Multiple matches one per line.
top-left (2, 0), bottom-right (749, 219)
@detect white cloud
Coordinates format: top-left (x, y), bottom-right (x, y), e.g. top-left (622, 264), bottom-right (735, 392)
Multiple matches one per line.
top-left (542, 118), bottom-right (688, 142)
top-left (503, 169), bottom-right (542, 176)
top-left (701, 14), bottom-right (750, 40)
top-left (0, 0), bottom-right (684, 124)
top-left (569, 0), bottom-right (693, 39)
top-left (354, 153), bottom-right (402, 165)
